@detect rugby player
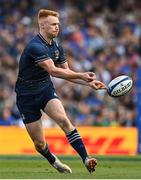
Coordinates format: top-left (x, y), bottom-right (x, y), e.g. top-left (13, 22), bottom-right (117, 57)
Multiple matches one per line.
top-left (15, 9), bottom-right (107, 173)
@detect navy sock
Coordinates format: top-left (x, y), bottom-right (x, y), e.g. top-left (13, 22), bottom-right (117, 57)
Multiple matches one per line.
top-left (38, 144), bottom-right (55, 164)
top-left (66, 129), bottom-right (88, 163)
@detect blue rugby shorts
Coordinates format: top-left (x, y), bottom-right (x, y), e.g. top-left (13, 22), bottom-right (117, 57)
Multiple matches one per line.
top-left (16, 85), bottom-right (59, 124)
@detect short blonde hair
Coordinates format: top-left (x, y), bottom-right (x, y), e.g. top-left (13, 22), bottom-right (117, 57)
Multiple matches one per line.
top-left (38, 9), bottom-right (59, 20)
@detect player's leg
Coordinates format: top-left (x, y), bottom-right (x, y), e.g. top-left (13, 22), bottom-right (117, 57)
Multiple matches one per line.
top-left (25, 120), bottom-right (72, 173)
top-left (44, 98), bottom-right (97, 173)
top-left (16, 93), bottom-right (71, 173)
top-left (16, 93), bottom-right (54, 164)
top-left (25, 120), bottom-right (56, 163)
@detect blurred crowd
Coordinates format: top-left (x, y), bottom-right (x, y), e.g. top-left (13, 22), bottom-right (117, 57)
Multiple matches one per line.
top-left (0, 0), bottom-right (140, 127)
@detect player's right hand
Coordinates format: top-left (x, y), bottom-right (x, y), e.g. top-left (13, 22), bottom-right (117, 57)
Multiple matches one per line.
top-left (81, 72), bottom-right (96, 82)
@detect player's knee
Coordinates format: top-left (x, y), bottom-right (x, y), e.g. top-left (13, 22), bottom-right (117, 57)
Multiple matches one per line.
top-left (34, 140), bottom-right (46, 152)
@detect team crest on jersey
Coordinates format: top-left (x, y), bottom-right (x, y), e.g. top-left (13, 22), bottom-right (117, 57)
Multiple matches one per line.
top-left (54, 50), bottom-right (59, 59)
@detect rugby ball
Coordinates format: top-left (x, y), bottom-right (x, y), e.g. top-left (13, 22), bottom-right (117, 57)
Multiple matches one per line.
top-left (107, 75), bottom-right (133, 97)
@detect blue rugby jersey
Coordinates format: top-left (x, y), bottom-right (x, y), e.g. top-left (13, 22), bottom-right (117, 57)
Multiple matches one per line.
top-left (15, 34), bottom-right (66, 94)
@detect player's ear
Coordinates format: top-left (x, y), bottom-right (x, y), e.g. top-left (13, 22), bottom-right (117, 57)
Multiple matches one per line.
top-left (38, 18), bottom-right (45, 29)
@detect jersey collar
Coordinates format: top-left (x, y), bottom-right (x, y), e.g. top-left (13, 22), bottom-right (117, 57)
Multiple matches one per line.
top-left (38, 33), bottom-right (54, 46)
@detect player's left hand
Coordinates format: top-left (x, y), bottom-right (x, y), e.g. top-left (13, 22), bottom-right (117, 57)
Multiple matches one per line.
top-left (89, 80), bottom-right (107, 90)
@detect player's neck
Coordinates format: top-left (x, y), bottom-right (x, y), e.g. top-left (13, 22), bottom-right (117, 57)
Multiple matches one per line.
top-left (39, 32), bottom-right (53, 45)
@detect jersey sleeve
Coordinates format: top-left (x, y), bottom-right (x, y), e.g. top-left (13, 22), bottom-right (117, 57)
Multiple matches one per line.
top-left (28, 43), bottom-right (50, 63)
top-left (56, 44), bottom-right (67, 64)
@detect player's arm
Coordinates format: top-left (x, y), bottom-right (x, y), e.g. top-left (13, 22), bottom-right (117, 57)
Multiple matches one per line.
top-left (56, 62), bottom-right (107, 90)
top-left (38, 59), bottom-right (95, 82)
top-left (29, 43), bottom-right (94, 82)
top-left (56, 62), bottom-right (93, 85)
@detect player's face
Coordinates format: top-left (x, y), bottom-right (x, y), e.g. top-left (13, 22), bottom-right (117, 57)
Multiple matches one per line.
top-left (45, 16), bottom-right (60, 38)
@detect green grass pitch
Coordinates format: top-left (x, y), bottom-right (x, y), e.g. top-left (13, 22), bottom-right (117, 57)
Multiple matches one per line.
top-left (0, 155), bottom-right (141, 179)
